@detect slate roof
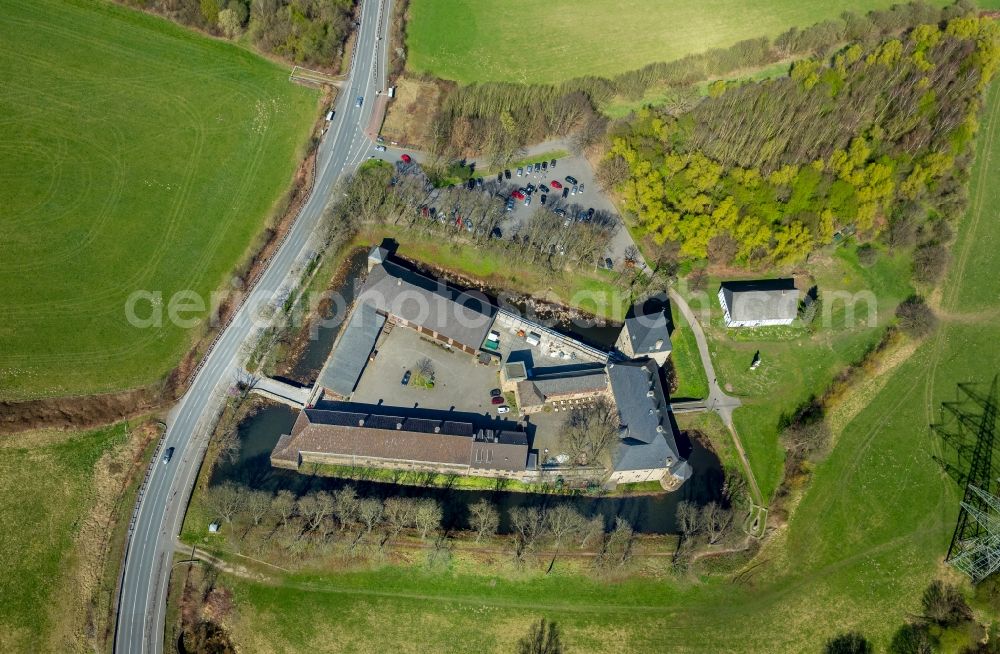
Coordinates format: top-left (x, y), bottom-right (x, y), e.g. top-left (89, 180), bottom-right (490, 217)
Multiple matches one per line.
top-left (272, 407), bottom-right (528, 472)
top-left (359, 261), bottom-right (497, 348)
top-left (607, 360), bottom-right (686, 474)
top-left (316, 302), bottom-right (385, 397)
top-left (624, 311), bottom-right (672, 355)
top-left (516, 380), bottom-right (546, 409)
top-left (471, 430), bottom-right (530, 472)
top-left (719, 279), bottom-right (798, 323)
top-left (531, 371), bottom-right (609, 399)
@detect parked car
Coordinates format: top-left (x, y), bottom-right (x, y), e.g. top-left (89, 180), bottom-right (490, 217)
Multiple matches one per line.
top-left (512, 190), bottom-right (525, 200)
top-left (356, 96), bottom-right (364, 107)
top-left (491, 396), bottom-right (505, 405)
top-left (506, 198), bottom-right (515, 211)
top-left (466, 219), bottom-right (474, 232)
top-left (467, 178), bottom-right (476, 190)
top-left (526, 183), bottom-right (536, 194)
top-left (565, 175), bottom-right (578, 185)
top-left (578, 183), bottom-right (585, 194)
top-left (374, 145), bottom-right (387, 152)
top-left (497, 172), bottom-right (503, 182)
top-left (490, 388), bottom-right (502, 397)
top-left (540, 194), bottom-right (547, 205)
top-left (516, 167), bottom-right (523, 177)
top-left (376, 136), bottom-right (385, 143)
top-left (476, 177), bottom-right (484, 189)
top-left (550, 180), bottom-right (563, 189)
top-left (534, 162), bottom-right (541, 172)
top-left (524, 196), bottom-right (532, 206)
top-left (562, 187), bottom-right (569, 198)
top-left (587, 207), bottom-right (595, 219)
top-left (563, 216), bottom-right (571, 227)
top-left (490, 227), bottom-right (503, 239)
top-left (550, 158), bottom-right (557, 168)
top-left (539, 184), bottom-right (550, 193)
top-left (401, 370), bottom-right (411, 385)
top-left (401, 153), bottom-right (412, 163)
top-left (497, 406), bottom-right (510, 414)
top-left (555, 208), bottom-right (567, 217)
top-left (571, 185), bottom-right (578, 195)
top-left (162, 446), bottom-right (175, 465)
top-left (604, 257), bottom-right (614, 269)
top-left (542, 161), bottom-right (548, 171)
top-left (504, 169), bottom-right (512, 179)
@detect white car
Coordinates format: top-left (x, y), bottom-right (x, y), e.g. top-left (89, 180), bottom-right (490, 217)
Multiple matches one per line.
top-left (497, 406), bottom-right (510, 414)
top-left (374, 145), bottom-right (386, 152)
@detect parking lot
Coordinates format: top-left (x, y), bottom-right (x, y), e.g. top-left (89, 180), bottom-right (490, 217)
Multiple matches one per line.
top-left (351, 325), bottom-right (505, 417)
top-left (371, 145), bottom-right (637, 268)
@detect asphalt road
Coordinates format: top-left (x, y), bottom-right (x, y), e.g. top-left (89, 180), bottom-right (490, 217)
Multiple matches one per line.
top-left (113, 1), bottom-right (390, 652)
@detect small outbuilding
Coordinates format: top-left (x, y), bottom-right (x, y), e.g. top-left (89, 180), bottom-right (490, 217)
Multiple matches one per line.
top-left (718, 279), bottom-right (799, 328)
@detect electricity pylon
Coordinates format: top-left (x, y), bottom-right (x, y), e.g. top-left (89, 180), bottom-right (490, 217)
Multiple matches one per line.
top-left (930, 376), bottom-right (1000, 583)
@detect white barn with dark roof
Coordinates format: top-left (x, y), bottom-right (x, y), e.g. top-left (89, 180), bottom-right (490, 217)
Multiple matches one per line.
top-left (718, 279), bottom-right (799, 328)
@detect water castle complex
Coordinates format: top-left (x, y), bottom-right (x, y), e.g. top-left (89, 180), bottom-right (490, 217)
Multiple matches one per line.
top-left (271, 246), bottom-right (693, 489)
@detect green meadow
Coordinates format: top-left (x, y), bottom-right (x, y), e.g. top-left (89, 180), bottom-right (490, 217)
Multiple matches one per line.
top-left (190, 80), bottom-right (1000, 653)
top-left (405, 0), bottom-right (971, 85)
top-left (0, 0), bottom-right (318, 400)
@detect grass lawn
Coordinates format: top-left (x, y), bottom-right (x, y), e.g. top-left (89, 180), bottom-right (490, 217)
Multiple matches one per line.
top-left (0, 0), bottom-right (318, 401)
top-left (682, 243), bottom-right (915, 502)
top-left (669, 304), bottom-right (709, 400)
top-left (169, 79), bottom-right (1000, 654)
top-left (405, 0), bottom-right (964, 85)
top-left (0, 420), bottom-right (149, 652)
top-left (352, 226), bottom-right (629, 320)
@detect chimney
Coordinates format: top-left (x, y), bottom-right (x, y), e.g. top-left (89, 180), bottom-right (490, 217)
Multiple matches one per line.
top-left (397, 278), bottom-right (402, 286)
top-left (395, 422), bottom-right (403, 430)
top-left (655, 339), bottom-right (664, 350)
top-left (646, 390), bottom-right (655, 398)
top-left (656, 425), bottom-right (664, 433)
top-left (434, 426), bottom-right (440, 433)
top-left (358, 419), bottom-right (365, 426)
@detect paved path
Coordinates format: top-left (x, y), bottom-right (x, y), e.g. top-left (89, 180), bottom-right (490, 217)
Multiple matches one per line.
top-left (668, 288), bottom-right (764, 512)
top-left (251, 375), bottom-right (311, 408)
top-left (113, 2), bottom-right (391, 652)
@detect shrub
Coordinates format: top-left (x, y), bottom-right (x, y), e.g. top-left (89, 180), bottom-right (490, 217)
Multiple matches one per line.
top-left (895, 296), bottom-right (937, 338)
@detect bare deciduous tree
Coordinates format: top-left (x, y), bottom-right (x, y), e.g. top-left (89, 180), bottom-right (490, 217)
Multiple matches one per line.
top-left (271, 489), bottom-right (296, 525)
top-left (358, 497), bottom-right (384, 535)
top-left (468, 499), bottom-right (500, 543)
top-left (510, 506), bottom-right (546, 560)
top-left (676, 500), bottom-right (700, 541)
top-left (700, 501), bottom-right (734, 545)
top-left (205, 482), bottom-right (246, 524)
top-left (559, 398), bottom-right (621, 468)
top-left (598, 517), bottom-right (635, 568)
top-left (545, 505), bottom-right (587, 549)
top-left (333, 486), bottom-right (360, 531)
top-left (414, 499), bottom-right (443, 540)
top-left (244, 490), bottom-right (273, 527)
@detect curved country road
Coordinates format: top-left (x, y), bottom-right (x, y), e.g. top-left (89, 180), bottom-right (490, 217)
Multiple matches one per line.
top-left (114, 2), bottom-right (391, 652)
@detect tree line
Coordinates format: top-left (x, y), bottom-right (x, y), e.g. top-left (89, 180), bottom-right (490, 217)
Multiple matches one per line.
top-left (415, 1), bottom-right (977, 162)
top-left (323, 160), bottom-right (621, 274)
top-left (203, 481), bottom-right (648, 569)
top-left (118, 0), bottom-right (354, 69)
top-left (606, 16), bottom-right (998, 267)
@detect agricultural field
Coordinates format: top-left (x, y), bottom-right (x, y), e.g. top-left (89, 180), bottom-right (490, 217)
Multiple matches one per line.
top-left (0, 420), bottom-right (153, 653)
top-left (169, 79), bottom-right (1000, 653)
top-left (0, 0), bottom-right (319, 401)
top-left (405, 0), bottom-right (964, 85)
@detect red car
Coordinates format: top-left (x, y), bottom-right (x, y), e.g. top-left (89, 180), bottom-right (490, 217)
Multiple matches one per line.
top-left (550, 180), bottom-right (563, 189)
top-left (512, 190), bottom-right (525, 200)
top-left (491, 396), bottom-right (505, 405)
top-left (401, 153), bottom-right (412, 163)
